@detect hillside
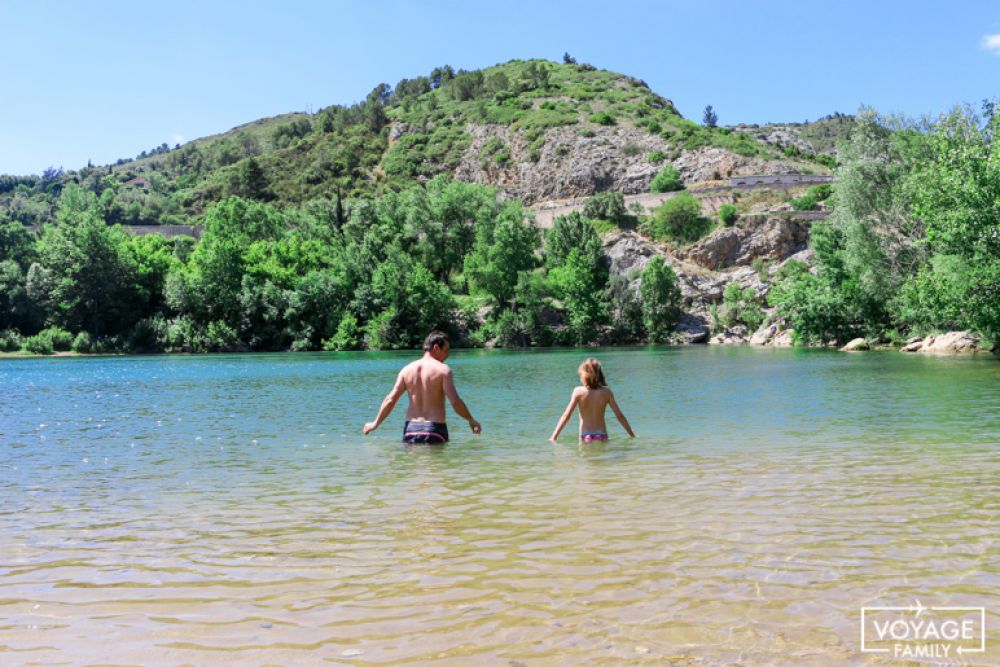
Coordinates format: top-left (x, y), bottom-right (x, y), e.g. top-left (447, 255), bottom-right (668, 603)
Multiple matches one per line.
top-left (0, 59), bottom-right (834, 228)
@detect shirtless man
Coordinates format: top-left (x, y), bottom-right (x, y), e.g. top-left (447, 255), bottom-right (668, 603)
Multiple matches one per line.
top-left (363, 331), bottom-right (481, 443)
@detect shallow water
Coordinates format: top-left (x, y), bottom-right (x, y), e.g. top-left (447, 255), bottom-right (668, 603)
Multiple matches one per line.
top-left (1, 346), bottom-right (998, 665)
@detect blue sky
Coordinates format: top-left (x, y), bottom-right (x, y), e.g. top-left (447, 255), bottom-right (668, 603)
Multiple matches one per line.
top-left (1, 0), bottom-right (997, 175)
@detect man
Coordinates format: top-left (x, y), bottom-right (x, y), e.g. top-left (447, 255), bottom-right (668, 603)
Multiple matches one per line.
top-left (363, 331), bottom-right (481, 443)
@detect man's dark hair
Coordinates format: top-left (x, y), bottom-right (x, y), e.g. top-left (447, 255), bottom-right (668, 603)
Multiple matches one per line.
top-left (423, 330), bottom-right (449, 352)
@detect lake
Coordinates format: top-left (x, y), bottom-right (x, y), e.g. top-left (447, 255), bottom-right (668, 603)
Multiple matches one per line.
top-left (1, 347), bottom-right (998, 665)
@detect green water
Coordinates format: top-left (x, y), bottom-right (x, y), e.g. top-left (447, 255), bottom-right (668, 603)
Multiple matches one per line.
top-left (1, 346), bottom-right (998, 665)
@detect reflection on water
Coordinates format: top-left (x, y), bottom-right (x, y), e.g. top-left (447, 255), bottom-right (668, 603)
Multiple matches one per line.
top-left (1, 347), bottom-right (998, 665)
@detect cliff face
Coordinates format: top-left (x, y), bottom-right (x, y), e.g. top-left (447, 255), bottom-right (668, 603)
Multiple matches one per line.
top-left (451, 123), bottom-right (814, 203)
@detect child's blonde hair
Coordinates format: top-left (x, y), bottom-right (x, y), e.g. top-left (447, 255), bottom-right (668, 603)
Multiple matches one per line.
top-left (578, 358), bottom-right (607, 389)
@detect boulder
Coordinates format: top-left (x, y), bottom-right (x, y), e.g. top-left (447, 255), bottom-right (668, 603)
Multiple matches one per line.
top-left (771, 330), bottom-right (795, 347)
top-left (683, 216), bottom-right (810, 270)
top-left (840, 338), bottom-right (869, 352)
top-left (709, 325), bottom-right (749, 345)
top-left (675, 313), bottom-right (710, 344)
top-left (906, 331), bottom-right (982, 355)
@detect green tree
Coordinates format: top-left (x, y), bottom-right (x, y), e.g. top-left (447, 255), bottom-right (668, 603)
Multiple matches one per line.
top-left (640, 256), bottom-right (682, 342)
top-left (703, 105), bottom-right (718, 127)
top-left (464, 202), bottom-right (539, 309)
top-left (646, 193), bottom-right (710, 243)
top-left (35, 185), bottom-right (140, 336)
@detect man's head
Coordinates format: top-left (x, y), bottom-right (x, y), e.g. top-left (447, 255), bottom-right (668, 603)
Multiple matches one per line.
top-left (423, 330), bottom-right (450, 360)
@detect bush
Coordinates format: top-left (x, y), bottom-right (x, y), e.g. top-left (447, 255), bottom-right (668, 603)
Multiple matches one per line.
top-left (0, 329), bottom-right (22, 352)
top-left (621, 142), bottom-right (641, 157)
top-left (718, 203), bottom-right (738, 226)
top-left (721, 283), bottom-right (765, 332)
top-left (647, 150), bottom-right (667, 163)
top-left (323, 313), bottom-right (362, 351)
top-left (646, 193), bottom-right (711, 244)
top-left (790, 193), bottom-right (819, 211)
top-left (46, 327), bottom-right (74, 351)
top-left (23, 333), bottom-right (54, 354)
top-left (71, 332), bottom-right (93, 353)
top-left (650, 164), bottom-right (684, 193)
top-left (808, 183), bottom-right (833, 201)
top-left (589, 112), bottom-right (615, 126)
top-left (583, 191), bottom-right (627, 225)
top-left (25, 327), bottom-right (73, 354)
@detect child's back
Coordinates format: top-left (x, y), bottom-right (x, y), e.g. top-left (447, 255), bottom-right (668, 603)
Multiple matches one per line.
top-left (549, 359), bottom-right (635, 443)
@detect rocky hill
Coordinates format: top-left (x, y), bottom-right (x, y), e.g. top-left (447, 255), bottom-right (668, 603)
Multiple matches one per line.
top-left (0, 59), bottom-right (834, 227)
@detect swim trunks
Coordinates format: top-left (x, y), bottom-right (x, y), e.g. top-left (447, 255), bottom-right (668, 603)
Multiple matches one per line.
top-left (402, 420), bottom-right (449, 444)
top-left (580, 432), bottom-right (608, 443)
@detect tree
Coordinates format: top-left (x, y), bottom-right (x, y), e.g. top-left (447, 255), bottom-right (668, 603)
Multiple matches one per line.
top-left (229, 157), bottom-right (271, 200)
top-left (563, 52), bottom-right (577, 64)
top-left (646, 193), bottom-right (710, 243)
top-left (35, 184), bottom-right (140, 336)
top-left (640, 256), bottom-right (682, 342)
top-left (545, 211), bottom-right (609, 344)
top-left (545, 211), bottom-right (603, 270)
top-left (464, 202), bottom-right (539, 309)
top-left (703, 105), bottom-right (718, 128)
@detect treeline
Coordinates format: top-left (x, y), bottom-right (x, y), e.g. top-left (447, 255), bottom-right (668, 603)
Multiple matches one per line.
top-left (0, 176), bottom-right (682, 354)
top-left (769, 105), bottom-right (999, 345)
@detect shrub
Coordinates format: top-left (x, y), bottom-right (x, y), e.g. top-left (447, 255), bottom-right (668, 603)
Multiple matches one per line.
top-left (621, 142), bottom-right (641, 157)
top-left (807, 183), bottom-right (833, 200)
top-left (589, 112), bottom-right (615, 126)
top-left (646, 119), bottom-right (661, 134)
top-left (647, 150), bottom-right (667, 163)
top-left (751, 256), bottom-right (771, 281)
top-left (323, 313), bottom-right (362, 351)
top-left (583, 191), bottom-right (627, 225)
top-left (646, 193), bottom-right (711, 244)
top-left (718, 203), bottom-right (739, 226)
top-left (46, 327), bottom-right (74, 351)
top-left (650, 164), bottom-right (684, 193)
top-left (23, 333), bottom-right (54, 354)
top-left (790, 193), bottom-right (818, 211)
top-left (71, 332), bottom-right (93, 353)
top-left (721, 283), bottom-right (765, 332)
top-left (578, 128), bottom-right (596, 138)
top-left (0, 330), bottom-right (22, 352)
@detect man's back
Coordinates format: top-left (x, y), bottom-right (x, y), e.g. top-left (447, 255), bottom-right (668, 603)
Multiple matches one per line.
top-left (362, 331), bottom-right (480, 440)
top-left (401, 357), bottom-right (449, 423)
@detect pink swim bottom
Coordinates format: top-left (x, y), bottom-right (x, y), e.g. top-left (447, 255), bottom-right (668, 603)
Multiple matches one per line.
top-left (580, 432), bottom-right (608, 443)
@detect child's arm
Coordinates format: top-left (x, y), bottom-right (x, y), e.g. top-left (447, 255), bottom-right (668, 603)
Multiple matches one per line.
top-left (549, 390), bottom-right (581, 442)
top-left (608, 390), bottom-right (636, 437)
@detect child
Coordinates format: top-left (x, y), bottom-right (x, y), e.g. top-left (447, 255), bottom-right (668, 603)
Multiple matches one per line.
top-left (549, 358), bottom-right (635, 442)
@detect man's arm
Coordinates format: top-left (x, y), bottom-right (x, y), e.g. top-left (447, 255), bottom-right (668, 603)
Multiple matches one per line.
top-left (549, 389), bottom-right (581, 442)
top-left (608, 391), bottom-right (635, 437)
top-left (363, 370), bottom-right (407, 435)
top-left (442, 368), bottom-right (481, 434)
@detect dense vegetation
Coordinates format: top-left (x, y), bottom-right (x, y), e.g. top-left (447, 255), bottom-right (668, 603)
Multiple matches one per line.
top-left (0, 177), bottom-right (683, 353)
top-left (0, 58), bottom-right (994, 353)
top-left (769, 105), bottom-right (1000, 347)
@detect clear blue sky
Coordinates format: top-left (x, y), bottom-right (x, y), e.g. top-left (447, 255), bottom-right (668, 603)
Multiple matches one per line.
top-left (1, 0), bottom-right (998, 175)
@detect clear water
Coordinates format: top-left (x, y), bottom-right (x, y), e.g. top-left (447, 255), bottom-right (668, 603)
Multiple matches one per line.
top-left (1, 347), bottom-right (998, 665)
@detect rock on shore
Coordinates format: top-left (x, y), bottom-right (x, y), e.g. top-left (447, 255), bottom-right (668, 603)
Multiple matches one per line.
top-left (901, 331), bottom-right (986, 355)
